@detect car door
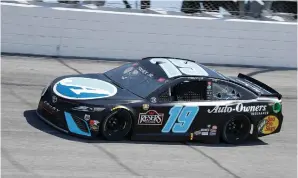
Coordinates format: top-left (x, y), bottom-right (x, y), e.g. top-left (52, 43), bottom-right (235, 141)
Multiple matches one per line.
top-left (133, 78), bottom-right (211, 140)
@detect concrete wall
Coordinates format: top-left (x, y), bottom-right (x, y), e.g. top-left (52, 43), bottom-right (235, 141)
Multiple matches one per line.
top-left (2, 2), bottom-right (297, 68)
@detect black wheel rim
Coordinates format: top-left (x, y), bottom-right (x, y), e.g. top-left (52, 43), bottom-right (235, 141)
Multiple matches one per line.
top-left (225, 116), bottom-right (251, 142)
top-left (106, 116), bottom-right (127, 133)
top-left (102, 110), bottom-right (132, 140)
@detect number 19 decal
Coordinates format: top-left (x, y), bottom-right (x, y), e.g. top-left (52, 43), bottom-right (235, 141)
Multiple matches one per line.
top-left (162, 106), bottom-right (199, 133)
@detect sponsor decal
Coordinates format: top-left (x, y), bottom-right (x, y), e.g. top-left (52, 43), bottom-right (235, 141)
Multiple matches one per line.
top-left (206, 81), bottom-right (212, 100)
top-left (138, 110), bottom-right (164, 125)
top-left (207, 103), bottom-right (268, 115)
top-left (53, 77), bottom-right (117, 100)
top-left (52, 95), bottom-right (57, 103)
top-left (89, 120), bottom-right (100, 131)
top-left (272, 102), bottom-right (282, 113)
top-left (209, 128), bottom-right (217, 136)
top-left (207, 81), bottom-right (212, 90)
top-left (201, 132), bottom-right (209, 136)
top-left (258, 115), bottom-right (279, 134)
top-left (43, 101), bottom-right (60, 112)
top-left (187, 77), bottom-right (204, 80)
top-left (122, 67), bottom-right (134, 79)
top-left (93, 107), bottom-right (105, 112)
top-left (142, 104), bottom-right (149, 110)
top-left (209, 132), bottom-right (216, 136)
top-left (150, 97), bottom-right (157, 103)
top-left (190, 133), bottom-right (193, 140)
top-left (157, 78), bottom-right (166, 82)
top-left (194, 130), bottom-right (201, 136)
top-left (138, 66), bottom-right (154, 78)
top-left (194, 125), bottom-right (217, 136)
top-left (84, 114), bottom-right (90, 121)
top-left (123, 65), bottom-right (154, 79)
top-left (72, 106), bottom-right (105, 112)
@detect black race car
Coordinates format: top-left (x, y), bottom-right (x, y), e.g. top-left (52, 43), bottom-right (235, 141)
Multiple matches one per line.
top-left (36, 57), bottom-right (283, 144)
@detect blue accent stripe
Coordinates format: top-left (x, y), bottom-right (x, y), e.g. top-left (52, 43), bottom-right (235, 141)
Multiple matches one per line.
top-left (64, 112), bottom-right (91, 137)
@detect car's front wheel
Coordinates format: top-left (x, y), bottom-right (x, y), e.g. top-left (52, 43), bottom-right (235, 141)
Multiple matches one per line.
top-left (222, 115), bottom-right (251, 144)
top-left (100, 109), bottom-right (133, 141)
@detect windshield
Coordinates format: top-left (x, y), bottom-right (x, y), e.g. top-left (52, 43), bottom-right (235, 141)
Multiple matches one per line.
top-left (104, 63), bottom-right (167, 98)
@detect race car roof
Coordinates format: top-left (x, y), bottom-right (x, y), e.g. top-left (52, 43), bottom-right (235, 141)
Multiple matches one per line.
top-left (140, 57), bottom-right (227, 80)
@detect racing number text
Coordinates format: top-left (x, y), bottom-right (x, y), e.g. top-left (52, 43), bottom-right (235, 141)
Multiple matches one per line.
top-left (162, 106), bottom-right (199, 133)
top-left (150, 58), bottom-right (209, 78)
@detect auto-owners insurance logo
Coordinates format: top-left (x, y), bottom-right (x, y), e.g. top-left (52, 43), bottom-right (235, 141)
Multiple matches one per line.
top-left (138, 110), bottom-right (164, 125)
top-left (53, 77), bottom-right (117, 100)
top-left (207, 103), bottom-right (268, 115)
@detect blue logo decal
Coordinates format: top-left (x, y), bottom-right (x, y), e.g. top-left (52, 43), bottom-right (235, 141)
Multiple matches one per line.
top-left (162, 106), bottom-right (199, 133)
top-left (53, 77), bottom-right (117, 100)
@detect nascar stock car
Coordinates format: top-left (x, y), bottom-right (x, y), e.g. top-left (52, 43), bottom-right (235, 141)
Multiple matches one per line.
top-left (36, 57), bottom-right (283, 144)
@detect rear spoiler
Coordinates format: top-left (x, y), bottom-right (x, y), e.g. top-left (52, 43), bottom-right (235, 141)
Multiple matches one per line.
top-left (237, 73), bottom-right (282, 100)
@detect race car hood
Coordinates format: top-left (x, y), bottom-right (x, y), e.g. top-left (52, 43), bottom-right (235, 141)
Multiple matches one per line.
top-left (49, 73), bottom-right (143, 105)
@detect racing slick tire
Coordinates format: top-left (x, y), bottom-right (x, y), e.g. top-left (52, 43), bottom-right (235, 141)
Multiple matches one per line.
top-left (221, 114), bottom-right (251, 144)
top-left (100, 109), bottom-right (133, 141)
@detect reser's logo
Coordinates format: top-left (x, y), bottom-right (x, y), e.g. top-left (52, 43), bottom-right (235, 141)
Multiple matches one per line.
top-left (138, 110), bottom-right (164, 125)
top-left (207, 103), bottom-right (267, 114)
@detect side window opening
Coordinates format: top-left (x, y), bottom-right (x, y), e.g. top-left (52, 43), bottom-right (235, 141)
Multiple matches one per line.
top-left (157, 80), bottom-right (256, 102)
top-left (212, 82), bottom-right (241, 100)
top-left (157, 80), bottom-right (207, 103)
top-left (158, 89), bottom-right (172, 102)
top-left (173, 81), bottom-right (207, 101)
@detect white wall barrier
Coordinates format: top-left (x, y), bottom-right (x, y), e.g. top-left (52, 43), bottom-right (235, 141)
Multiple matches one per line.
top-left (1, 3), bottom-right (297, 68)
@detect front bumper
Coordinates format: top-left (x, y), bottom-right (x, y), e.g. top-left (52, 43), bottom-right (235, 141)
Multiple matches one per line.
top-left (36, 109), bottom-right (69, 134)
top-left (36, 100), bottom-right (93, 137)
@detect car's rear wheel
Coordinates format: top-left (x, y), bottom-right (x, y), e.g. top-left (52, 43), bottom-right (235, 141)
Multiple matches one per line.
top-left (100, 110), bottom-right (132, 141)
top-left (222, 115), bottom-right (251, 144)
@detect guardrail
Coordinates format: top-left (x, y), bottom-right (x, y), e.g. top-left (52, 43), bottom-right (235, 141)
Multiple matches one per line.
top-left (1, 2), bottom-right (297, 68)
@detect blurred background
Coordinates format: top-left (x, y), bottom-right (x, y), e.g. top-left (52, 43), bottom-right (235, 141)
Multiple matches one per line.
top-left (25, 0), bottom-right (297, 21)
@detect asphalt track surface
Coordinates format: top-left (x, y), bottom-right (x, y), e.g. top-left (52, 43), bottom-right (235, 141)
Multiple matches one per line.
top-left (1, 55), bottom-right (297, 178)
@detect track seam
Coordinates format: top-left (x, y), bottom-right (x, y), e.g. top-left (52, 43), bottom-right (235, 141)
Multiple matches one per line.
top-left (56, 58), bottom-right (83, 74)
top-left (2, 82), bottom-right (45, 87)
top-left (1, 147), bottom-right (37, 175)
top-left (8, 88), bottom-right (35, 108)
top-left (92, 144), bottom-right (142, 177)
top-left (183, 142), bottom-right (241, 178)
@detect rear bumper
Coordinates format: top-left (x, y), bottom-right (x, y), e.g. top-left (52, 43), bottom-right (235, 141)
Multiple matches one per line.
top-left (256, 113), bottom-right (283, 137)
